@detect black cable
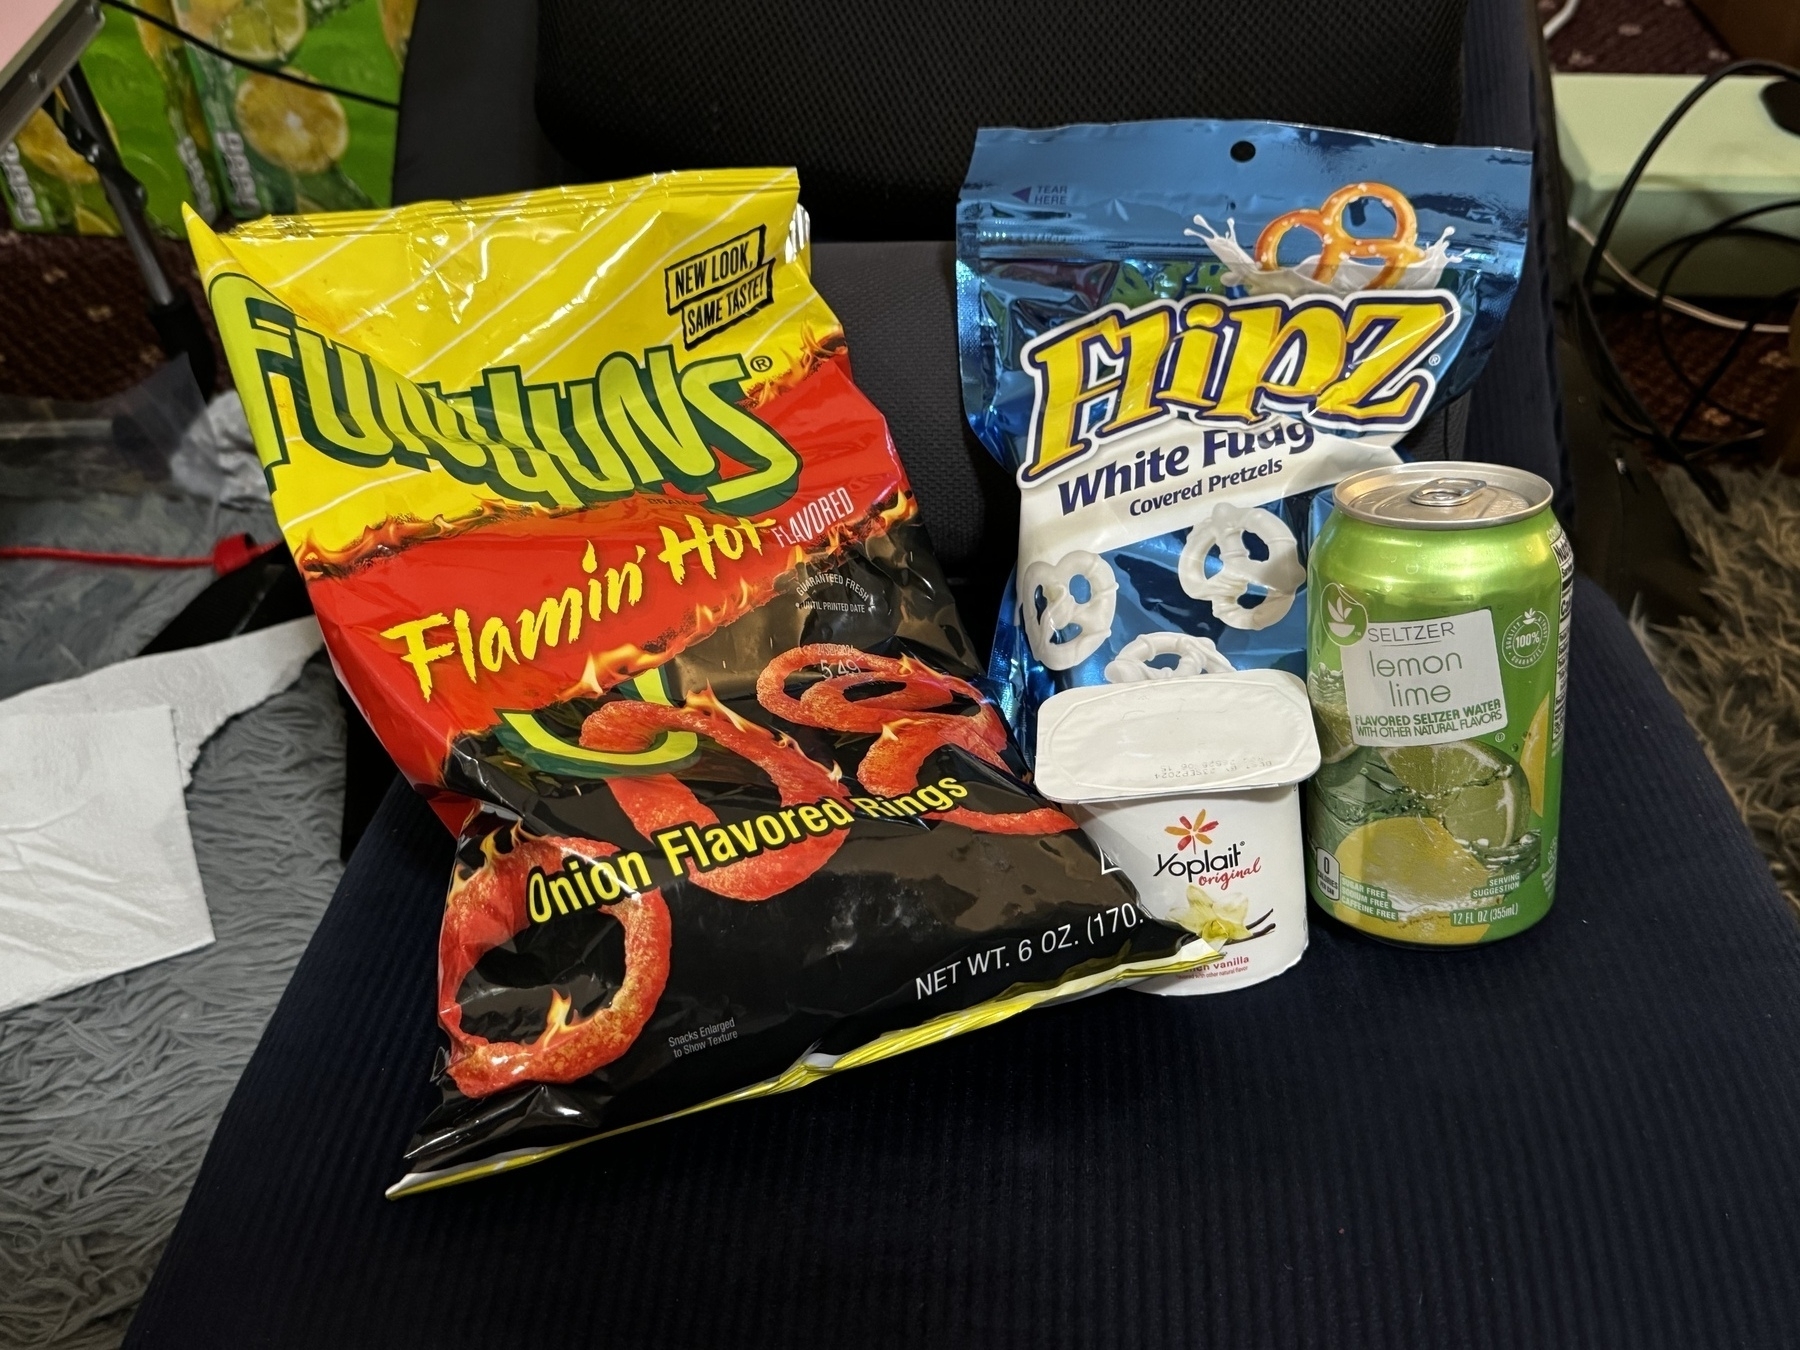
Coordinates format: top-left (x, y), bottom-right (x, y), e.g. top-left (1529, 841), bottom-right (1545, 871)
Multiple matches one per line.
top-left (1573, 58), bottom-right (1800, 510)
top-left (1637, 200), bottom-right (1800, 409)
top-left (1636, 220), bottom-right (1800, 428)
top-left (1581, 60), bottom-right (1800, 295)
top-left (99, 0), bottom-right (400, 111)
top-left (1649, 216), bottom-right (1800, 430)
top-left (1670, 286), bottom-right (1799, 443)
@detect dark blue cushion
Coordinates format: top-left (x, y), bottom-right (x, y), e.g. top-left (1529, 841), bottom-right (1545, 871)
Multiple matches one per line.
top-left (125, 576), bottom-right (1800, 1350)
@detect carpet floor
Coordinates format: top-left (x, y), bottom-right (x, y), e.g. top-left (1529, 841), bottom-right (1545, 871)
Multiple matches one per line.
top-left (1637, 466), bottom-right (1800, 912)
top-left (0, 661), bottom-right (345, 1349)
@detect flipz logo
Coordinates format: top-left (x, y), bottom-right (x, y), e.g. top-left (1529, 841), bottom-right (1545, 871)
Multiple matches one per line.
top-left (664, 226), bottom-right (775, 348)
top-left (1017, 291), bottom-right (1460, 486)
top-left (215, 277), bottom-right (801, 516)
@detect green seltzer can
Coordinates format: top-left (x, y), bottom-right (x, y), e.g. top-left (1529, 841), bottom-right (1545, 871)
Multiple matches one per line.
top-left (1304, 462), bottom-right (1573, 946)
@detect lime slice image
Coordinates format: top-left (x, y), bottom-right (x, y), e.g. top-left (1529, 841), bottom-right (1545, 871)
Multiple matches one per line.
top-left (1382, 739), bottom-right (1524, 851)
top-left (1308, 665), bottom-right (1356, 763)
top-left (1383, 740), bottom-right (1508, 797)
top-left (1313, 697), bottom-right (1355, 764)
top-left (1437, 775), bottom-right (1522, 854)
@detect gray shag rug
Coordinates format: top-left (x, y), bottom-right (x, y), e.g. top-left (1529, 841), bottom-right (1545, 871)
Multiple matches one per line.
top-left (0, 658), bottom-right (344, 1349)
top-left (1635, 465), bottom-right (1800, 911)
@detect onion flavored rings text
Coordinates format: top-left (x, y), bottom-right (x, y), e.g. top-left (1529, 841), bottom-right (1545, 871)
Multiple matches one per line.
top-left (581, 694), bottom-right (853, 902)
top-left (1255, 181), bottom-right (1429, 288)
top-left (438, 830), bottom-right (672, 1099)
top-left (759, 644), bottom-right (1077, 835)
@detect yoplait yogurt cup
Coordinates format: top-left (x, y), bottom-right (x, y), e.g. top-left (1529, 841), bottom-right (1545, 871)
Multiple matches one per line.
top-left (1035, 670), bottom-right (1320, 995)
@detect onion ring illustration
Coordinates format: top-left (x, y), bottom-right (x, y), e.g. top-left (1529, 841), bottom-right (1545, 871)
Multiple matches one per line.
top-left (1178, 502), bottom-right (1305, 630)
top-left (581, 695), bottom-right (852, 902)
top-left (1018, 550), bottom-right (1118, 671)
top-left (438, 830), bottom-right (672, 1099)
top-left (759, 644), bottom-right (1076, 835)
top-left (1103, 632), bottom-right (1237, 683)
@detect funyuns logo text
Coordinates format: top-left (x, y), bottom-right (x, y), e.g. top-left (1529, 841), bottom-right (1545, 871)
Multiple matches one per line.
top-left (231, 291), bottom-right (801, 516)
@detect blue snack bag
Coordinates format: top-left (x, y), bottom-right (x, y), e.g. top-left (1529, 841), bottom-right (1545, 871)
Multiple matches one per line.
top-left (956, 119), bottom-right (1531, 754)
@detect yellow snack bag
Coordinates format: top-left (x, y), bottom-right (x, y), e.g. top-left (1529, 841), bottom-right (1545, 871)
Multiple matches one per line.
top-left (187, 175), bottom-right (1210, 1195)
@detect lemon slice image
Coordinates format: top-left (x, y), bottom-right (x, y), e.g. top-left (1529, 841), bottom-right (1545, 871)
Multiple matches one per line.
top-left (214, 0), bottom-right (307, 62)
top-left (1519, 696), bottom-right (1549, 816)
top-left (15, 109), bottom-right (98, 185)
top-left (1337, 815), bottom-right (1488, 906)
top-left (234, 73), bottom-right (348, 175)
top-left (1331, 815), bottom-right (1491, 944)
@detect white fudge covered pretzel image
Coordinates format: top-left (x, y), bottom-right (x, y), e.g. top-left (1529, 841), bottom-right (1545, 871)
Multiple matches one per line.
top-left (1020, 550), bottom-right (1118, 670)
top-left (1103, 632), bottom-right (1236, 684)
top-left (1178, 502), bottom-right (1305, 630)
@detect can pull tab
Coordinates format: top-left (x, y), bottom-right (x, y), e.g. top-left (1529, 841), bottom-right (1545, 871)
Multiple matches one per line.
top-left (1408, 477), bottom-right (1488, 508)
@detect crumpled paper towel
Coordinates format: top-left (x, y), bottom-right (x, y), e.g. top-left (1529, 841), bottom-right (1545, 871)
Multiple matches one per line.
top-left (0, 618), bottom-right (326, 1012)
top-left (0, 706), bottom-right (211, 1014)
top-left (0, 617), bottom-right (322, 784)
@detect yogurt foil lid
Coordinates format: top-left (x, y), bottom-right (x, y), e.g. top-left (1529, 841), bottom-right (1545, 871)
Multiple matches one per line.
top-left (1034, 669), bottom-right (1320, 803)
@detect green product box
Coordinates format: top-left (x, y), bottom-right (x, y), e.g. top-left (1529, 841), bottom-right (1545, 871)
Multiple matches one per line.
top-left (173, 0), bottom-right (412, 217)
top-left (0, 0), bottom-right (224, 237)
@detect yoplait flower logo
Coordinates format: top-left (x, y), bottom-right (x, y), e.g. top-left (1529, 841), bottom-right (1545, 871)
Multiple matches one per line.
top-left (1164, 812), bottom-right (1220, 852)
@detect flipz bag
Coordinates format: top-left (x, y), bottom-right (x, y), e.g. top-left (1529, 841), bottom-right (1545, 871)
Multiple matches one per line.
top-left (186, 173), bottom-right (1212, 1195)
top-left (956, 120), bottom-right (1532, 748)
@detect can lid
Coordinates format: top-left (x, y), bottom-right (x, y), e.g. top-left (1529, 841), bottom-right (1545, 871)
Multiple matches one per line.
top-left (1332, 462), bottom-right (1553, 529)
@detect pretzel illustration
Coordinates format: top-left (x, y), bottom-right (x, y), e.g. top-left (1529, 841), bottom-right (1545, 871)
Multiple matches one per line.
top-left (1178, 502), bottom-right (1305, 630)
top-left (1254, 182), bottom-right (1429, 288)
top-left (1019, 550), bottom-right (1118, 671)
top-left (1103, 632), bottom-right (1236, 684)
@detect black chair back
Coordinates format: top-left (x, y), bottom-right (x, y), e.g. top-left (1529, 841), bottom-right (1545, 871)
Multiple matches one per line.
top-left (536, 0), bottom-right (1472, 239)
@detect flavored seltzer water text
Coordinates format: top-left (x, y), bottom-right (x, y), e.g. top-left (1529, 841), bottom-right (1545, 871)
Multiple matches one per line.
top-left (1304, 463), bottom-right (1572, 945)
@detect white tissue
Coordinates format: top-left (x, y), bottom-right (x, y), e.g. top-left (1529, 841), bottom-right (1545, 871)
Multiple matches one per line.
top-left (0, 617), bottom-right (322, 784)
top-left (0, 706), bottom-right (212, 1014)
